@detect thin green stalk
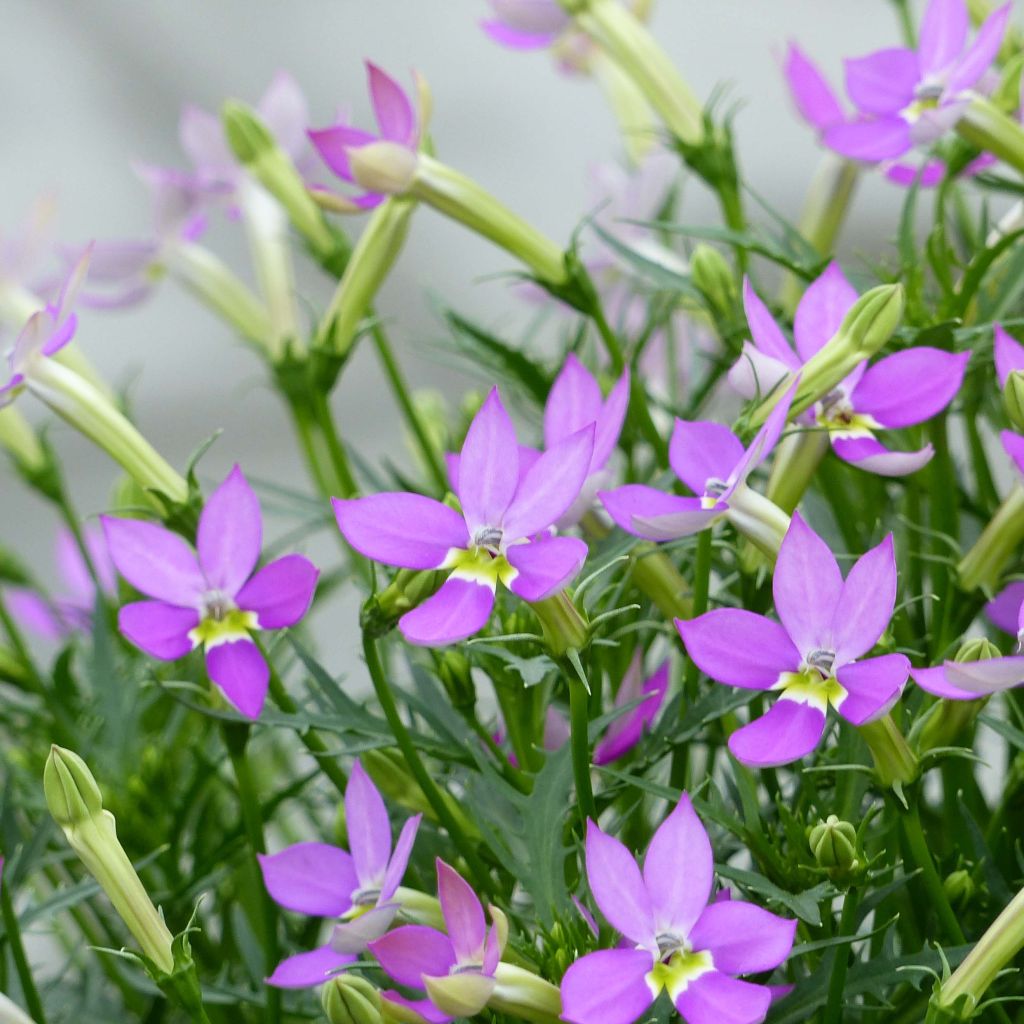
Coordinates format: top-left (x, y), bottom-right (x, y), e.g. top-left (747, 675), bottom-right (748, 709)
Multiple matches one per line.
top-left (569, 676), bottom-right (597, 822)
top-left (0, 869), bottom-right (48, 1024)
top-left (221, 724), bottom-right (281, 1024)
top-left (362, 631), bottom-right (494, 896)
top-left (309, 391), bottom-right (358, 498)
top-left (824, 888), bottom-right (860, 1024)
top-left (901, 802), bottom-right (966, 945)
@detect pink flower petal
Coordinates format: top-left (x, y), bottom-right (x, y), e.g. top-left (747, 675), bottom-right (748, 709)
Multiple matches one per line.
top-left (994, 324), bottom-right (1024, 388)
top-left (266, 945), bottom-right (355, 989)
top-left (688, 901), bottom-right (796, 974)
top-left (831, 534), bottom-right (896, 665)
top-left (398, 577), bottom-right (495, 647)
top-left (599, 485), bottom-right (724, 541)
top-left (560, 948), bottom-right (654, 1024)
top-left (836, 653), bottom-right (910, 725)
top-left (743, 278), bottom-right (798, 366)
top-left (258, 842), bottom-right (357, 917)
top-left (346, 760), bottom-right (392, 889)
top-left (669, 420), bottom-right (745, 496)
top-left (205, 639), bottom-right (269, 719)
top-left (843, 48), bottom-right (920, 116)
top-left (831, 436), bottom-right (936, 477)
top-left (918, 0), bottom-right (970, 76)
top-left (506, 535), bottom-right (588, 603)
top-left (437, 860), bottom-right (486, 965)
top-left (235, 554), bottom-right (318, 629)
top-left (783, 43), bottom-right (845, 132)
top-left (367, 62), bottom-right (417, 146)
top-left (728, 699), bottom-right (826, 768)
top-left (458, 388), bottom-right (520, 536)
top-left (585, 819), bottom-right (656, 946)
top-left (851, 348), bottom-right (969, 428)
top-left (101, 515), bottom-right (204, 606)
top-left (793, 262), bottom-right (859, 363)
top-left (672, 971), bottom-right (773, 1024)
top-left (824, 117), bottom-right (912, 162)
top-left (118, 600), bottom-right (198, 660)
top-left (946, 3), bottom-right (1012, 95)
top-left (370, 925), bottom-right (455, 989)
top-left (197, 465), bottom-right (262, 596)
top-left (986, 581), bottom-right (1024, 635)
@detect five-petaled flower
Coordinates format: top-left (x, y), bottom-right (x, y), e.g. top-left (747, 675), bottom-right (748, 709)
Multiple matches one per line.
top-left (370, 858), bottom-right (506, 1023)
top-left (729, 264), bottom-right (969, 476)
top-left (561, 795), bottom-right (795, 1024)
top-left (258, 759), bottom-right (422, 988)
top-left (334, 386), bottom-right (593, 647)
top-left (678, 512), bottom-right (910, 767)
top-left (102, 464), bottom-right (319, 719)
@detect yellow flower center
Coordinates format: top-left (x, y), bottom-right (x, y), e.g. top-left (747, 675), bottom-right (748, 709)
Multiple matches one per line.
top-left (443, 546), bottom-right (518, 591)
top-left (816, 402), bottom-right (881, 442)
top-left (774, 667), bottom-right (848, 713)
top-left (188, 608), bottom-right (259, 649)
top-left (646, 948), bottom-right (714, 1001)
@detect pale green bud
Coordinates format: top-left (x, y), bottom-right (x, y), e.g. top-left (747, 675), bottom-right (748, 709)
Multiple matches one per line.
top-left (943, 869), bottom-right (976, 908)
top-left (424, 974), bottom-right (495, 1019)
top-left (529, 590), bottom-right (590, 658)
top-left (1004, 370), bottom-right (1024, 432)
top-left (44, 745), bottom-right (104, 828)
top-left (954, 637), bottom-right (1002, 663)
top-left (958, 97), bottom-right (1024, 179)
top-left (808, 815), bottom-right (859, 874)
top-left (690, 243), bottom-right (735, 315)
top-left (349, 142), bottom-right (420, 196)
top-left (489, 963), bottom-right (564, 1024)
top-left (322, 975), bottom-right (384, 1024)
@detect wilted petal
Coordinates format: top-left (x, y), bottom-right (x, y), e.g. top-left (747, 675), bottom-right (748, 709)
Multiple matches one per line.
top-left (488, 0), bottom-right (570, 34)
top-left (918, 0), bottom-right (969, 76)
top-left (560, 948), bottom-right (655, 1024)
top-left (367, 63), bottom-right (417, 145)
top-left (688, 902), bottom-right (796, 974)
top-left (544, 353), bottom-right (603, 449)
top-left (101, 515), bottom-right (204, 605)
top-left (332, 493), bottom-right (468, 570)
top-left (911, 664), bottom-right (990, 699)
top-left (677, 610), bottom-right (800, 689)
top-left (347, 760), bottom-right (392, 889)
top-left (643, 794), bottom-right (712, 937)
top-left (836, 654), bottom-right (909, 724)
top-left (673, 971), bottom-right (773, 1024)
top-left (824, 117), bottom-right (912, 161)
top-left (197, 465), bottom-right (262, 596)
top-left (266, 945), bottom-right (355, 989)
top-left (946, 3), bottom-right (1012, 95)
top-left (458, 389), bottom-right (520, 535)
top-left (669, 420), bottom-right (745, 496)
top-left (506, 535), bottom-right (587, 602)
top-left (743, 278), bottom-right (797, 365)
top-left (599, 485), bottom-right (724, 541)
top-left (205, 639), bottom-right (269, 719)
top-left (784, 43), bottom-right (845, 132)
top-left (481, 20), bottom-right (558, 49)
top-left (370, 925), bottom-right (455, 989)
top-left (844, 48), bottom-right (919, 116)
top-left (235, 554), bottom-right (318, 629)
top-left (986, 581), bottom-right (1024, 635)
top-left (831, 534), bottom-right (896, 665)
top-left (585, 819), bottom-right (656, 946)
top-left (728, 343), bottom-right (793, 402)
top-left (994, 324), bottom-right (1024, 388)
top-left (437, 860), bottom-right (486, 965)
top-left (944, 655), bottom-right (1024, 694)
top-left (793, 262), bottom-right (859, 362)
top-left (399, 577), bottom-right (494, 647)
top-left (423, 972), bottom-right (495, 1018)
top-left (773, 511), bottom-right (843, 657)
top-left (258, 842), bottom-right (357, 917)
top-left (852, 348), bottom-right (969, 428)
top-left (381, 814), bottom-right (422, 902)
top-left (119, 600), bottom-right (197, 660)
top-left (330, 904), bottom-right (400, 954)
top-left (831, 436), bottom-right (935, 477)
top-left (728, 699), bottom-right (826, 768)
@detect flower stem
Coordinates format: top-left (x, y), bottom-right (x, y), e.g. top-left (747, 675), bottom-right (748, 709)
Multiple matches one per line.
top-left (901, 802), bottom-right (966, 946)
top-left (568, 674), bottom-right (597, 822)
top-left (0, 870), bottom-right (48, 1024)
top-left (824, 887), bottom-right (860, 1024)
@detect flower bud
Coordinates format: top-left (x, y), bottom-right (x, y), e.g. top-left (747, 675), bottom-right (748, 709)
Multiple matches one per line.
top-left (724, 484), bottom-right (791, 563)
top-left (489, 963), bottom-right (564, 1024)
top-left (436, 649), bottom-right (476, 712)
top-left (528, 590), bottom-right (590, 658)
top-left (424, 973), bottom-right (495, 1019)
top-left (628, 543), bottom-right (693, 620)
top-left (959, 484), bottom-right (1024, 592)
top-left (1004, 370), bottom-right (1024, 432)
top-left (690, 244), bottom-right (735, 317)
top-left (361, 569), bottom-right (443, 638)
top-left (44, 745), bottom-right (104, 828)
top-left (943, 869), bottom-right (976, 908)
top-left (0, 406), bottom-right (45, 475)
top-left (809, 815), bottom-right (859, 875)
top-left (958, 97), bottom-right (1024, 180)
top-left (322, 975), bottom-right (384, 1024)
top-left (954, 637), bottom-right (1002, 663)
top-left (349, 142), bottom-right (420, 196)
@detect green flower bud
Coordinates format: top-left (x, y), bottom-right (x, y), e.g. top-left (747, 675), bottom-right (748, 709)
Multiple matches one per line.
top-left (943, 869), bottom-right (976, 908)
top-left (690, 244), bottom-right (735, 315)
top-left (528, 590), bottom-right (590, 658)
top-left (1005, 370), bottom-right (1024, 432)
top-left (954, 637), bottom-right (1002, 663)
top-left (809, 815), bottom-right (859, 873)
top-left (436, 649), bottom-right (476, 712)
top-left (350, 143), bottom-right (421, 197)
top-left (489, 963), bottom-right (564, 1024)
top-left (44, 745), bottom-right (104, 828)
top-left (424, 973), bottom-right (495, 1019)
top-left (322, 975), bottom-right (384, 1024)
top-left (959, 484), bottom-right (1024, 593)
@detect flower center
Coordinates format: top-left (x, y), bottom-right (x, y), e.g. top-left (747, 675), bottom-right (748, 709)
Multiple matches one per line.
top-left (645, 946), bottom-right (714, 1001)
top-left (701, 477), bottom-right (728, 509)
top-left (816, 391), bottom-right (880, 441)
top-left (774, 664), bottom-right (847, 713)
top-left (188, 594), bottom-right (258, 650)
top-left (472, 526), bottom-right (504, 552)
top-left (443, 545), bottom-right (518, 592)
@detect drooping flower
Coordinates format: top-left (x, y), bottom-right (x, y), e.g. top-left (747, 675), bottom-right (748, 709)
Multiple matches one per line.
top-left (784, 0), bottom-right (1011, 182)
top-left (102, 465), bottom-right (319, 719)
top-left (678, 512), bottom-right (909, 767)
top-left (729, 265), bottom-right (969, 476)
top-left (258, 760), bottom-right (422, 988)
top-left (7, 526), bottom-right (116, 641)
top-left (308, 63), bottom-right (421, 210)
top-left (334, 387), bottom-right (592, 647)
top-left (599, 379), bottom-right (797, 546)
top-left (561, 795), bottom-right (795, 1024)
top-left (370, 859), bottom-right (506, 1023)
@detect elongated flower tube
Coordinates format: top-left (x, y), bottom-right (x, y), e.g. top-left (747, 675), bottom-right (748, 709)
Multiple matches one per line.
top-left (561, 795), bottom-right (795, 1024)
top-left (370, 859), bottom-right (508, 1022)
top-left (335, 387), bottom-right (592, 647)
top-left (258, 760), bottom-right (423, 988)
top-left (678, 512), bottom-right (910, 767)
top-left (0, 406), bottom-right (45, 475)
top-left (599, 379), bottom-right (796, 558)
top-left (731, 266), bottom-right (968, 476)
top-left (102, 465), bottom-right (319, 718)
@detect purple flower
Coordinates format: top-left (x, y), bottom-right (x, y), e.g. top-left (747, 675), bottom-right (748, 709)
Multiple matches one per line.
top-left (561, 795), bottom-right (795, 1024)
top-left (0, 247), bottom-right (89, 407)
top-left (481, 1), bottom-right (572, 52)
top-left (308, 63), bottom-right (421, 210)
top-left (258, 759), bottom-right (422, 988)
top-left (986, 580), bottom-right (1024, 641)
top-left (677, 512), bottom-right (909, 767)
top-left (729, 265), bottom-right (969, 476)
top-left (102, 465), bottom-right (319, 719)
top-left (599, 379), bottom-right (797, 542)
top-left (7, 526), bottom-right (116, 641)
top-left (334, 387), bottom-right (593, 647)
top-left (784, 0), bottom-right (1011, 180)
top-left (370, 859), bottom-right (505, 1023)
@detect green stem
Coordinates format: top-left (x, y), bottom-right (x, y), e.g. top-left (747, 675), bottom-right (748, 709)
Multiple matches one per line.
top-left (309, 391), bottom-right (359, 498)
top-left (824, 888), bottom-right (860, 1024)
top-left (901, 802), bottom-right (966, 945)
top-left (0, 870), bottom-right (48, 1024)
top-left (362, 632), bottom-right (493, 895)
top-left (569, 676), bottom-right (597, 822)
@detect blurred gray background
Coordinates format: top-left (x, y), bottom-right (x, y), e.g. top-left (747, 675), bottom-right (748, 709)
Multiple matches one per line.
top-left (0, 1), bottom-right (952, 658)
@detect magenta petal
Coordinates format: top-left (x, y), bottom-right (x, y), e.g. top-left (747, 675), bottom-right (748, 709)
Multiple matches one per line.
top-left (728, 700), bottom-right (826, 768)
top-left (836, 654), bottom-right (909, 725)
top-left (824, 117), bottom-right (912, 161)
top-left (599, 485), bottom-right (724, 541)
top-left (118, 600), bottom-right (197, 660)
top-left (986, 581), bottom-right (1024, 635)
top-left (689, 901), bottom-right (796, 974)
top-left (593, 370), bottom-right (630, 472)
top-left (943, 655), bottom-right (1024, 695)
top-left (994, 324), bottom-right (1024, 388)
top-left (773, 511), bottom-right (843, 657)
top-left (346, 760), bottom-right (392, 888)
top-left (843, 48), bottom-right (919, 116)
top-left (487, 0), bottom-right (570, 34)
top-left (506, 535), bottom-right (587, 602)
top-left (437, 860), bottom-right (486, 964)
top-left (197, 465), bottom-right (262, 596)
top-left (205, 639), bottom-right (269, 719)
top-left (266, 945), bottom-right (355, 989)
top-left (101, 515), bottom-right (204, 605)
top-left (585, 820), bottom-right (656, 946)
top-left (503, 425), bottom-right (594, 540)
top-left (669, 419), bottom-right (745, 496)
top-left (235, 554), bottom-right (318, 629)
top-left (677, 610), bottom-right (799, 689)
top-left (7, 588), bottom-right (67, 640)
top-left (946, 3), bottom-right (1012, 94)
top-left (918, 0), bottom-right (969, 76)
top-left (398, 577), bottom-right (494, 647)
top-left (784, 43), bottom-right (845, 132)
top-left (831, 534), bottom-right (896, 664)
top-left (911, 664), bottom-right (988, 700)
top-left (793, 262), bottom-right (859, 362)
top-left (382, 993), bottom-right (450, 1024)
top-left (308, 123), bottom-right (378, 181)
top-left (560, 948), bottom-right (655, 1024)
top-left (594, 659), bottom-right (667, 765)
top-left (367, 62), bottom-right (417, 146)
top-left (727, 344), bottom-right (793, 403)
top-left (481, 19), bottom-right (558, 50)
top-left (852, 348), bottom-right (969, 428)
top-left (370, 925), bottom-right (455, 989)
top-left (332, 494), bottom-right (468, 570)
top-left (258, 842), bottom-right (357, 917)
top-left (331, 904), bottom-right (400, 954)
top-left (673, 971), bottom-right (773, 1024)
top-left (1003, 430), bottom-right (1024, 476)
top-left (643, 794), bottom-right (712, 937)
top-left (544, 353), bottom-right (603, 450)
top-left (381, 814), bottom-right (422, 902)
top-left (725, 378), bottom-right (799, 494)
top-left (831, 436), bottom-right (935, 477)
top-left (742, 278), bottom-right (798, 366)
top-left (458, 388), bottom-right (520, 535)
